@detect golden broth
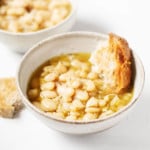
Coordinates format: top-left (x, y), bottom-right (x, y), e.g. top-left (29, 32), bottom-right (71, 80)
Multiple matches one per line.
top-left (27, 53), bottom-right (133, 121)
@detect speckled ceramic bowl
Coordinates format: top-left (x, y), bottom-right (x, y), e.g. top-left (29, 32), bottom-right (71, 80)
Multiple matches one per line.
top-left (17, 32), bottom-right (145, 134)
top-left (0, 0), bottom-right (77, 53)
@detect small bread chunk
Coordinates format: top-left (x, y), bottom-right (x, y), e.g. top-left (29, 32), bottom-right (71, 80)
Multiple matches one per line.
top-left (90, 33), bottom-right (132, 93)
top-left (0, 78), bottom-right (23, 118)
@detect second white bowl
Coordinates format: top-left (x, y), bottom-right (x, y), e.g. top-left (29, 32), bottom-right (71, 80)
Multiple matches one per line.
top-left (0, 0), bottom-right (77, 53)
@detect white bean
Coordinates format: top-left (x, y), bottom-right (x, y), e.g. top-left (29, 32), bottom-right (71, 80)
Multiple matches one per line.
top-left (83, 113), bottom-right (98, 121)
top-left (66, 115), bottom-right (77, 121)
top-left (85, 107), bottom-right (101, 113)
top-left (86, 97), bottom-right (99, 108)
top-left (99, 100), bottom-right (106, 107)
top-left (70, 100), bottom-right (85, 111)
top-left (72, 80), bottom-right (81, 88)
top-left (75, 90), bottom-right (89, 101)
top-left (41, 99), bottom-right (57, 112)
top-left (44, 72), bottom-right (58, 81)
top-left (41, 82), bottom-right (55, 90)
top-left (40, 91), bottom-right (57, 99)
top-left (57, 85), bottom-right (75, 97)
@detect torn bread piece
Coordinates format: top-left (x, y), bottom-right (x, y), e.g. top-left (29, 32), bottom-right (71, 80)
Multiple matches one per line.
top-left (0, 78), bottom-right (23, 118)
top-left (90, 33), bottom-right (132, 93)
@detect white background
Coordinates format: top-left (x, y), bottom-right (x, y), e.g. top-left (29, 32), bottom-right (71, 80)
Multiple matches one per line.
top-left (0, 0), bottom-right (150, 149)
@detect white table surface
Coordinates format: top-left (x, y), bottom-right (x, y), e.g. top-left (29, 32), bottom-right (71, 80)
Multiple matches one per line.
top-left (0, 0), bottom-right (150, 150)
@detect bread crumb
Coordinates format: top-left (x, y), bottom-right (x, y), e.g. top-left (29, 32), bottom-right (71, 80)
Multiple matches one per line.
top-left (0, 78), bottom-right (23, 118)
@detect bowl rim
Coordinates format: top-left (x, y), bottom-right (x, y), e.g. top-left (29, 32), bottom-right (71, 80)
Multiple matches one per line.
top-left (17, 31), bottom-right (145, 124)
top-left (0, 0), bottom-right (77, 36)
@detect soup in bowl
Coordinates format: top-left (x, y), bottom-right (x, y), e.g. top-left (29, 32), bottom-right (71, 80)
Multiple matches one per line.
top-left (17, 32), bottom-right (144, 134)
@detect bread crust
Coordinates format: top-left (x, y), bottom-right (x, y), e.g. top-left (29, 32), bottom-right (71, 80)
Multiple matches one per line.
top-left (90, 33), bottom-right (132, 93)
top-left (0, 78), bottom-right (23, 118)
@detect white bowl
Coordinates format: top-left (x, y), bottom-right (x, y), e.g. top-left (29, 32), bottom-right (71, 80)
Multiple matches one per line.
top-left (0, 0), bottom-right (77, 53)
top-left (17, 32), bottom-right (145, 134)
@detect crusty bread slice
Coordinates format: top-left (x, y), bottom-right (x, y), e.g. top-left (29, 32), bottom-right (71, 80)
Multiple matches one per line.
top-left (0, 78), bottom-right (23, 118)
top-left (90, 33), bottom-right (132, 93)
